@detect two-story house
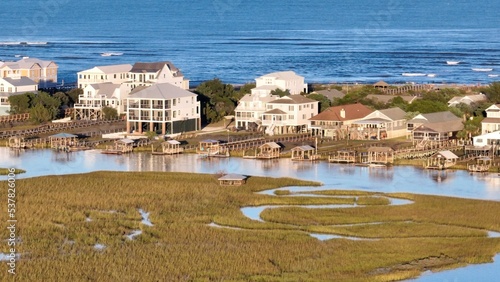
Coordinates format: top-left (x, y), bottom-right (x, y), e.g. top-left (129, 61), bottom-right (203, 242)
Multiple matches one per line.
top-left (261, 95), bottom-right (318, 135)
top-left (308, 103), bottom-right (373, 138)
top-left (0, 57), bottom-right (57, 87)
top-left (0, 77), bottom-right (38, 116)
top-left (77, 64), bottom-right (133, 89)
top-left (126, 61), bottom-right (189, 90)
top-left (254, 71), bottom-right (307, 95)
top-left (126, 83), bottom-right (200, 135)
top-left (74, 83), bottom-right (131, 120)
top-left (408, 111), bottom-right (464, 141)
top-left (482, 104), bottom-right (500, 134)
top-left (350, 107), bottom-right (407, 140)
top-left (234, 92), bottom-right (280, 130)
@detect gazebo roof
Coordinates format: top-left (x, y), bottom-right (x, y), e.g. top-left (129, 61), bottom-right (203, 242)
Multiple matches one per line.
top-left (166, 140), bottom-right (181, 145)
top-left (432, 150), bottom-right (459, 160)
top-left (201, 139), bottom-right (219, 144)
top-left (260, 142), bottom-right (281, 149)
top-left (218, 174), bottom-right (247, 181)
top-left (292, 145), bottom-right (315, 151)
top-left (49, 133), bottom-right (78, 138)
top-left (374, 80), bottom-right (390, 87)
top-left (118, 138), bottom-right (135, 144)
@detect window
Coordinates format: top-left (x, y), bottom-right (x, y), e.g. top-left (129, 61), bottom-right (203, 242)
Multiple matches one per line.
top-left (311, 104), bottom-right (314, 109)
top-left (289, 105), bottom-right (294, 111)
top-left (173, 99), bottom-right (176, 106)
top-left (114, 74), bottom-right (116, 79)
top-left (173, 111), bottom-right (176, 118)
top-left (302, 114), bottom-right (306, 119)
top-left (299, 105), bottom-right (302, 110)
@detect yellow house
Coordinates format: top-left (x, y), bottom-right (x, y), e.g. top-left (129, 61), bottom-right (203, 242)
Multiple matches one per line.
top-left (0, 57), bottom-right (58, 87)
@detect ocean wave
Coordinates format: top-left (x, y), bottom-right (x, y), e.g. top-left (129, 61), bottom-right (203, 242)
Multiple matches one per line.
top-left (0, 41), bottom-right (48, 45)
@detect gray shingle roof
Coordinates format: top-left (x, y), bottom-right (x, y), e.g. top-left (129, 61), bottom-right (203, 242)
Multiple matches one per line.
top-left (1, 77), bottom-right (37, 87)
top-left (269, 95), bottom-right (316, 104)
top-left (410, 111), bottom-right (462, 124)
top-left (130, 61), bottom-right (183, 77)
top-left (128, 83), bottom-right (196, 99)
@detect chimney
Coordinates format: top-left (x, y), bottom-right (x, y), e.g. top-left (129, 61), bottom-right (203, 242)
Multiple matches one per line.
top-left (340, 108), bottom-right (345, 119)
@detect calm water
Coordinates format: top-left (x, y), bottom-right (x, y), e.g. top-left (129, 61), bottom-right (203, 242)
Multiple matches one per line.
top-left (0, 147), bottom-right (499, 281)
top-left (1, 1), bottom-right (499, 85)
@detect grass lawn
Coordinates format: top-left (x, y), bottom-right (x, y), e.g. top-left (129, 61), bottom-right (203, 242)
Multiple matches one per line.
top-left (1, 172), bottom-right (499, 281)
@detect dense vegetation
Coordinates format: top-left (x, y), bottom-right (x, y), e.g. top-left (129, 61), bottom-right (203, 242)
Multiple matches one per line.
top-left (1, 172), bottom-right (499, 281)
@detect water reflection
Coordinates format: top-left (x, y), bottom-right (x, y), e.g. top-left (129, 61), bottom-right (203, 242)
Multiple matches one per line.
top-left (0, 148), bottom-right (499, 201)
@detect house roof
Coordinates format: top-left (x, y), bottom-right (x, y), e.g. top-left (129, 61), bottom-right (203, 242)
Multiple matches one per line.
top-left (253, 85), bottom-right (279, 90)
top-left (373, 80), bottom-right (390, 87)
top-left (291, 145), bottom-right (315, 151)
top-left (16, 57), bottom-right (56, 68)
top-left (264, 108), bottom-right (287, 115)
top-left (90, 82), bottom-right (121, 98)
top-left (309, 104), bottom-right (373, 122)
top-left (313, 89), bottom-right (345, 100)
top-left (49, 133), bottom-right (78, 138)
top-left (378, 107), bottom-right (406, 120)
top-left (258, 71), bottom-right (303, 80)
top-left (130, 61), bottom-right (183, 77)
top-left (414, 120), bottom-right (464, 133)
top-left (448, 94), bottom-right (487, 105)
top-left (269, 95), bottom-right (316, 104)
top-left (218, 174), bottom-right (247, 181)
top-left (410, 111), bottom-right (461, 124)
top-left (128, 83), bottom-right (195, 100)
top-left (432, 150), bottom-right (458, 160)
top-left (260, 142), bottom-right (281, 149)
top-left (96, 64), bottom-right (132, 74)
top-left (366, 94), bottom-right (418, 104)
top-left (1, 77), bottom-right (37, 87)
top-left (238, 93), bottom-right (279, 103)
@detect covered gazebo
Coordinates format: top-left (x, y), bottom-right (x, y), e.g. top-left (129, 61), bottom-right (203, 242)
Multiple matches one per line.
top-left (256, 142), bottom-right (281, 159)
top-left (197, 139), bottom-right (220, 155)
top-left (8, 136), bottom-right (29, 149)
top-left (153, 140), bottom-right (183, 155)
top-left (102, 138), bottom-right (135, 154)
top-left (367, 147), bottom-right (394, 164)
top-left (291, 145), bottom-right (319, 161)
top-left (218, 174), bottom-right (247, 186)
top-left (424, 150), bottom-right (458, 170)
top-left (328, 150), bottom-right (357, 163)
top-left (49, 133), bottom-right (78, 150)
top-left (373, 80), bottom-right (390, 89)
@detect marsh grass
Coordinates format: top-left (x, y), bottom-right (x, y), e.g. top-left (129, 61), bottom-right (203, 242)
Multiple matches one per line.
top-left (0, 167), bottom-right (26, 175)
top-left (1, 171), bottom-right (499, 281)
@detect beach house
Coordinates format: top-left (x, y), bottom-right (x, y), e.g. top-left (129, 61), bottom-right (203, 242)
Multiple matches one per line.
top-left (447, 93), bottom-right (487, 107)
top-left (407, 111), bottom-right (464, 141)
top-left (350, 107), bottom-right (407, 140)
top-left (308, 103), bottom-right (373, 139)
top-left (74, 83), bottom-right (131, 120)
top-left (261, 95), bottom-right (318, 135)
top-left (126, 83), bottom-right (200, 135)
top-left (0, 57), bottom-right (57, 87)
top-left (0, 77), bottom-right (38, 116)
top-left (77, 64), bottom-right (133, 89)
top-left (126, 61), bottom-right (189, 90)
top-left (481, 104), bottom-right (500, 134)
top-left (254, 71), bottom-right (307, 95)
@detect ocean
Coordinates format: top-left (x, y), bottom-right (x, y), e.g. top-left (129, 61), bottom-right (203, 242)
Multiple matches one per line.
top-left (0, 0), bottom-right (499, 86)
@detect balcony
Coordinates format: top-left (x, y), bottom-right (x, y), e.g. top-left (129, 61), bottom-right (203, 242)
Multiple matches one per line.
top-left (74, 103), bottom-right (102, 109)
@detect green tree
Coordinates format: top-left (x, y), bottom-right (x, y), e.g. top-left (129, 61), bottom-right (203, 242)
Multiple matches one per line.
top-left (102, 106), bottom-right (118, 120)
top-left (8, 93), bottom-right (35, 114)
top-left (32, 92), bottom-right (61, 119)
top-left (406, 99), bottom-right (448, 114)
top-left (66, 88), bottom-right (83, 106)
top-left (53, 92), bottom-right (70, 106)
top-left (270, 88), bottom-right (290, 97)
top-left (29, 103), bottom-right (52, 124)
top-left (481, 81), bottom-right (500, 103)
top-left (307, 94), bottom-right (331, 112)
top-left (144, 131), bottom-right (157, 140)
top-left (195, 78), bottom-right (238, 124)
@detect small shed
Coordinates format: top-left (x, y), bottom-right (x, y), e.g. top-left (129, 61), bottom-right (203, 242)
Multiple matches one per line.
top-left (256, 142), bottom-right (281, 159)
top-left (424, 150), bottom-right (459, 170)
top-left (373, 80), bottom-right (390, 89)
top-left (49, 133), bottom-right (78, 150)
top-left (328, 150), bottom-right (357, 163)
top-left (291, 145), bottom-right (319, 161)
top-left (102, 138), bottom-right (135, 154)
top-left (197, 139), bottom-right (220, 155)
top-left (218, 174), bottom-right (247, 186)
top-left (367, 147), bottom-right (394, 164)
top-left (153, 140), bottom-right (183, 155)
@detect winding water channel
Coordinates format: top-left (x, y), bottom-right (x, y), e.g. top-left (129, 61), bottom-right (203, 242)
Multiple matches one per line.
top-left (1, 148), bottom-right (499, 281)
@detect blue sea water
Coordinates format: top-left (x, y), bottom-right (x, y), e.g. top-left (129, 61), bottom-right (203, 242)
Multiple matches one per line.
top-left (0, 0), bottom-right (499, 85)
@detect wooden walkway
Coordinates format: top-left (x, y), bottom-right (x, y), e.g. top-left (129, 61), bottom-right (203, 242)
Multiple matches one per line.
top-left (0, 119), bottom-right (125, 139)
